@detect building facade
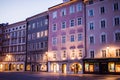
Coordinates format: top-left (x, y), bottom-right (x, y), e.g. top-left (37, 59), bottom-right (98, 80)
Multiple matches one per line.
top-left (48, 0), bottom-right (85, 74)
top-left (26, 11), bottom-right (49, 72)
top-left (83, 0), bottom-right (120, 74)
top-left (0, 21), bottom-right (26, 72)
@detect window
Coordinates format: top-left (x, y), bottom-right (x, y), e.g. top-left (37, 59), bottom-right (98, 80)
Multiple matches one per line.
top-left (100, 7), bottom-right (105, 14)
top-left (101, 20), bottom-right (106, 28)
top-left (90, 50), bottom-right (94, 58)
top-left (70, 5), bottom-right (75, 14)
top-left (62, 36), bottom-right (66, 44)
top-left (52, 24), bottom-right (57, 31)
top-left (116, 49), bottom-right (120, 57)
top-left (37, 32), bottom-right (40, 38)
top-left (41, 31), bottom-right (44, 37)
top-left (89, 9), bottom-right (94, 16)
top-left (89, 0), bottom-right (93, 5)
top-left (61, 8), bottom-right (66, 16)
top-left (70, 19), bottom-right (75, 27)
top-left (52, 37), bottom-right (57, 45)
top-left (53, 52), bottom-right (56, 59)
top-left (44, 30), bottom-right (48, 36)
top-left (45, 19), bottom-right (48, 25)
top-left (114, 3), bottom-right (119, 11)
top-left (89, 36), bottom-right (94, 44)
top-left (102, 50), bottom-right (106, 57)
top-left (41, 42), bottom-right (44, 48)
top-left (71, 50), bottom-right (75, 58)
top-left (63, 51), bottom-right (66, 58)
top-left (61, 21), bottom-right (66, 29)
top-left (114, 17), bottom-right (120, 26)
top-left (108, 62), bottom-right (115, 72)
top-left (76, 3), bottom-right (82, 12)
top-left (101, 34), bottom-right (106, 43)
top-left (32, 23), bottom-right (35, 29)
top-left (89, 22), bottom-right (94, 30)
top-left (115, 32), bottom-right (120, 42)
top-left (32, 33), bottom-right (36, 39)
top-left (70, 35), bottom-right (75, 42)
top-left (78, 50), bottom-right (82, 58)
top-left (53, 11), bottom-right (57, 19)
top-left (78, 34), bottom-right (82, 41)
top-left (77, 18), bottom-right (82, 25)
top-left (116, 63), bottom-right (120, 72)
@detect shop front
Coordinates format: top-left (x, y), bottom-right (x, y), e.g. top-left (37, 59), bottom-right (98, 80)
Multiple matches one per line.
top-left (83, 58), bottom-right (120, 74)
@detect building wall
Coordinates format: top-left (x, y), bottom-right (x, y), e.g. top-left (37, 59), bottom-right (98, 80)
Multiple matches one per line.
top-left (86, 0), bottom-right (120, 58)
top-left (1, 21), bottom-right (26, 71)
top-left (48, 0), bottom-right (85, 73)
top-left (26, 11), bottom-right (49, 72)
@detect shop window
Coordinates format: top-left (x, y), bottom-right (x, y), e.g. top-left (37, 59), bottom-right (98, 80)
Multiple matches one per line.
top-left (85, 63), bottom-right (89, 72)
top-left (89, 64), bottom-right (94, 72)
top-left (116, 63), bottom-right (120, 72)
top-left (108, 62), bottom-right (115, 72)
top-left (26, 65), bottom-right (31, 71)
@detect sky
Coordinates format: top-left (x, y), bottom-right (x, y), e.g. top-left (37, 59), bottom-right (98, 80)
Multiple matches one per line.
top-left (0, 0), bottom-right (62, 24)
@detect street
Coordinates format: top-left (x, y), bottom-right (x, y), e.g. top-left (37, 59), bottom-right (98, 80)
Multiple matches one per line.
top-left (0, 72), bottom-right (120, 80)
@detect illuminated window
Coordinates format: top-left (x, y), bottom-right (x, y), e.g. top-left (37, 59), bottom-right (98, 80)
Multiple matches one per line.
top-left (53, 53), bottom-right (56, 59)
top-left (108, 62), bottom-right (115, 72)
top-left (37, 32), bottom-right (40, 38)
top-left (41, 31), bottom-right (43, 37)
top-left (44, 30), bottom-right (48, 36)
top-left (116, 49), bottom-right (120, 57)
top-left (102, 50), bottom-right (106, 57)
top-left (63, 51), bottom-right (66, 59)
top-left (78, 50), bottom-right (82, 58)
top-left (89, 64), bottom-right (94, 72)
top-left (85, 63), bottom-right (89, 72)
top-left (116, 63), bottom-right (120, 72)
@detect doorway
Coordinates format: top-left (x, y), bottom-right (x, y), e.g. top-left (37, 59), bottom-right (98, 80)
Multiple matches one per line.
top-left (53, 64), bottom-right (57, 72)
top-left (62, 64), bottom-right (67, 73)
top-left (100, 63), bottom-right (108, 74)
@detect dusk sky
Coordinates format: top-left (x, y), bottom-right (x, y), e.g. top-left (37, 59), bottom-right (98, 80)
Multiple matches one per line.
top-left (0, 0), bottom-right (62, 24)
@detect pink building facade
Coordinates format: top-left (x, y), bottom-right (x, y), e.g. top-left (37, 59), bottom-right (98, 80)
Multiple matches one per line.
top-left (83, 0), bottom-right (120, 74)
top-left (48, 0), bottom-right (85, 74)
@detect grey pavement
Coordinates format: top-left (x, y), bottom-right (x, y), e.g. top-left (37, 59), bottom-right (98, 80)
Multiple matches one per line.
top-left (0, 72), bottom-right (120, 80)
